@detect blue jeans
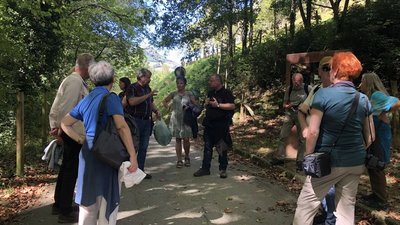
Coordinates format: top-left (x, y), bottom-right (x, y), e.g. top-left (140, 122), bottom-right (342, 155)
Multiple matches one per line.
top-left (134, 118), bottom-right (151, 171)
top-left (201, 128), bottom-right (228, 171)
top-left (321, 186), bottom-right (336, 225)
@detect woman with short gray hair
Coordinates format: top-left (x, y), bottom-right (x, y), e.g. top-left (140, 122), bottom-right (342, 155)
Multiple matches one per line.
top-left (89, 61), bottom-right (115, 86)
top-left (61, 61), bottom-right (138, 225)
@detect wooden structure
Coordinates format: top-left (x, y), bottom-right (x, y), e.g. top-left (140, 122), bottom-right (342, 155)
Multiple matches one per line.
top-left (285, 50), bottom-right (346, 86)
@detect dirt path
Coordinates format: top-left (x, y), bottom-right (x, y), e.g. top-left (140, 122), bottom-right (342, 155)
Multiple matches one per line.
top-left (11, 136), bottom-right (298, 225)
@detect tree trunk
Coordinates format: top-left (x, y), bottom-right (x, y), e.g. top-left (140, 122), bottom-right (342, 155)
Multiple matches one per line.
top-left (227, 0), bottom-right (235, 78)
top-left (273, 8), bottom-right (277, 38)
top-left (391, 80), bottom-right (400, 149)
top-left (249, 0), bottom-right (254, 49)
top-left (16, 91), bottom-right (24, 177)
top-left (225, 69), bottom-right (228, 89)
top-left (242, 0), bottom-right (249, 55)
top-left (338, 0), bottom-right (350, 32)
top-left (329, 0), bottom-right (340, 26)
top-left (42, 91), bottom-right (48, 147)
top-left (329, 0), bottom-right (350, 33)
top-left (289, 0), bottom-right (297, 39)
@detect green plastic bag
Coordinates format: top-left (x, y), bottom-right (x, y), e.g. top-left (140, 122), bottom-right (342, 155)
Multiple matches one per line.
top-left (153, 119), bottom-right (172, 146)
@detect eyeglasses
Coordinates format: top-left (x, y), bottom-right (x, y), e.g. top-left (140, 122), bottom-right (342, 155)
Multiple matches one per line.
top-left (321, 65), bottom-right (330, 72)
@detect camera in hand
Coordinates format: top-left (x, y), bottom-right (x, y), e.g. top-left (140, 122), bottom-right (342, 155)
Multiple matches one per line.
top-left (365, 154), bottom-right (385, 170)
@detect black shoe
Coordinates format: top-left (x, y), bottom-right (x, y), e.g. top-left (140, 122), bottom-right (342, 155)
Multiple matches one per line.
top-left (58, 212), bottom-right (78, 223)
top-left (296, 161), bottom-right (303, 172)
top-left (144, 173), bottom-right (152, 179)
top-left (52, 204), bottom-right (79, 215)
top-left (220, 170), bottom-right (227, 179)
top-left (193, 169), bottom-right (210, 177)
top-left (52, 204), bottom-right (60, 215)
top-left (270, 158), bottom-right (284, 166)
top-left (361, 194), bottom-right (388, 210)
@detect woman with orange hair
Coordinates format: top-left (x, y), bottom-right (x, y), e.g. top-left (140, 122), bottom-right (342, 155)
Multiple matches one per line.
top-left (293, 52), bottom-right (374, 225)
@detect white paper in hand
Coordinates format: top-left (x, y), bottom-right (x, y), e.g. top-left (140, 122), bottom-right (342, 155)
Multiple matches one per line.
top-left (120, 161), bottom-right (146, 188)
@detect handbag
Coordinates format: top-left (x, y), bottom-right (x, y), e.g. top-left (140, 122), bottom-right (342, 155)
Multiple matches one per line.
top-left (303, 92), bottom-right (360, 178)
top-left (365, 114), bottom-right (386, 170)
top-left (153, 118), bottom-right (172, 146)
top-left (92, 93), bottom-right (129, 169)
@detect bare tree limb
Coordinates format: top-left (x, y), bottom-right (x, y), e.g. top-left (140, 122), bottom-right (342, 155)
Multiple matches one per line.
top-left (311, 2), bottom-right (333, 9)
top-left (68, 3), bottom-right (128, 19)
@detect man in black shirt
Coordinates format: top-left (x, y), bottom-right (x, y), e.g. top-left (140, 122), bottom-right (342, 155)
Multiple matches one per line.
top-left (194, 74), bottom-right (235, 178)
top-left (124, 68), bottom-right (160, 179)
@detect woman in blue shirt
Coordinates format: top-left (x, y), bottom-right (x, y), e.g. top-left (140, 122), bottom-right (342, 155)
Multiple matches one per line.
top-left (61, 61), bottom-right (138, 225)
top-left (359, 72), bottom-right (400, 209)
top-left (293, 52), bottom-right (374, 225)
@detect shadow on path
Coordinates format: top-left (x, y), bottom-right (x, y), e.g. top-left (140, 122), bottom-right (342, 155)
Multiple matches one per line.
top-left (12, 136), bottom-right (297, 225)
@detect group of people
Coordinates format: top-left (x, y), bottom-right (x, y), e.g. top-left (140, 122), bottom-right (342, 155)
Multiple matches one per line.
top-left (161, 67), bottom-right (235, 178)
top-left (276, 52), bottom-right (399, 225)
top-left (48, 51), bottom-right (397, 225)
top-left (49, 54), bottom-right (235, 225)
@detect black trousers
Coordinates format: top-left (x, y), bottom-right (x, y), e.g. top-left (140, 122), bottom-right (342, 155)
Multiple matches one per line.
top-left (368, 168), bottom-right (388, 203)
top-left (54, 132), bottom-right (81, 215)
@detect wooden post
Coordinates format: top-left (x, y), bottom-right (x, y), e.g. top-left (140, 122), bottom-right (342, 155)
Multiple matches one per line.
top-left (16, 91), bottom-right (24, 177)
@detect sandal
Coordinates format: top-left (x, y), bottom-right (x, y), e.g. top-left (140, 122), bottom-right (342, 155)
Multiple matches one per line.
top-left (184, 158), bottom-right (190, 167)
top-left (176, 160), bottom-right (183, 168)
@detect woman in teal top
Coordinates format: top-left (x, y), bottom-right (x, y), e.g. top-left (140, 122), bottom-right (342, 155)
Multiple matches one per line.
top-left (163, 76), bottom-right (197, 168)
top-left (293, 52), bottom-right (374, 225)
top-left (359, 72), bottom-right (400, 209)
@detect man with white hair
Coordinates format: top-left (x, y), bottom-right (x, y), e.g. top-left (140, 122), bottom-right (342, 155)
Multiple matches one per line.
top-left (49, 53), bottom-right (95, 223)
top-left (124, 68), bottom-right (160, 179)
top-left (271, 72), bottom-right (311, 166)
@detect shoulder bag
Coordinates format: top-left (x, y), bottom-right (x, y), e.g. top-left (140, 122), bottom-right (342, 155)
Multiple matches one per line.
top-left (365, 107), bottom-right (386, 170)
top-left (92, 93), bottom-right (130, 169)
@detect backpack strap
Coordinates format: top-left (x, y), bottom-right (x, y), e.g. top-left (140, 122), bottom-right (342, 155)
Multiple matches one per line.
top-left (304, 83), bottom-right (309, 96)
top-left (332, 92), bottom-right (360, 147)
top-left (94, 93), bottom-right (112, 141)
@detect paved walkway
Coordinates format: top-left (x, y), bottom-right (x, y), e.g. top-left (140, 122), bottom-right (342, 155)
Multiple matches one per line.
top-left (13, 136), bottom-right (297, 225)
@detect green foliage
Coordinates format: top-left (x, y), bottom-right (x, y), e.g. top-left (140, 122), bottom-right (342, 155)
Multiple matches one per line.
top-left (0, 0), bottom-right (152, 174)
top-left (336, 0), bottom-right (400, 81)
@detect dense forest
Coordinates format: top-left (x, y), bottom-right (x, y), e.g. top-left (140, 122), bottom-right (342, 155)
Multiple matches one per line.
top-left (0, 0), bottom-right (399, 177)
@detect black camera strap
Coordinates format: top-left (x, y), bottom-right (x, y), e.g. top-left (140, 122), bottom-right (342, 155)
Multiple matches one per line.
top-left (331, 91), bottom-right (360, 148)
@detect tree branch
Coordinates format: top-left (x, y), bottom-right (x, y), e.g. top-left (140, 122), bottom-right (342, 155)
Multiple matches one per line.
top-left (311, 2), bottom-right (332, 9)
top-left (68, 3), bottom-right (128, 20)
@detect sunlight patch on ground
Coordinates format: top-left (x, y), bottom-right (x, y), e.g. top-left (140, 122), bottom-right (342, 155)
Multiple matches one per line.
top-left (232, 174), bottom-right (256, 182)
top-left (164, 209), bottom-right (203, 220)
top-left (256, 147), bottom-right (274, 155)
top-left (210, 213), bottom-right (243, 224)
top-left (181, 189), bottom-right (201, 194)
top-left (117, 206), bottom-right (156, 220)
top-left (145, 162), bottom-right (177, 174)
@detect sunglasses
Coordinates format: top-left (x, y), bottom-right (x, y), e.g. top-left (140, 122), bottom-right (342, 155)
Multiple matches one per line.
top-left (321, 65), bottom-right (331, 72)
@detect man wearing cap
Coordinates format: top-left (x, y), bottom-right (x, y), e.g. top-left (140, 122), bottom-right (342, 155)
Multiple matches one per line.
top-left (297, 56), bottom-right (336, 225)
